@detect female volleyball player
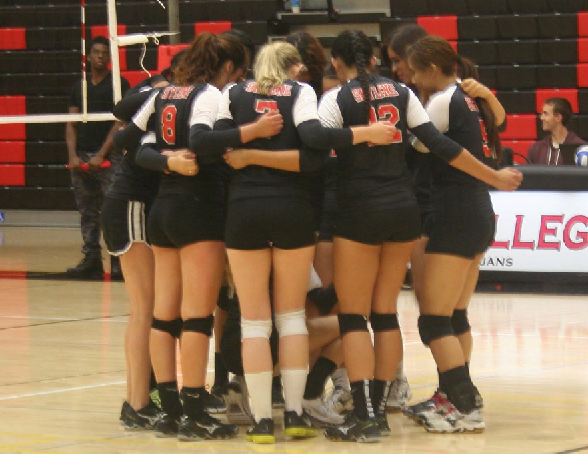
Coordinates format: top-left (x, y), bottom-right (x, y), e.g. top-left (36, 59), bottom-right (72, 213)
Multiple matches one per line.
top-left (218, 41), bottom-right (398, 444)
top-left (405, 35), bottom-right (515, 433)
top-left (121, 32), bottom-right (283, 441)
top-left (317, 30), bottom-right (521, 442)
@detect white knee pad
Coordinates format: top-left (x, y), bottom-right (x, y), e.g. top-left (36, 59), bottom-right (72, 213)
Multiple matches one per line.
top-left (275, 309), bottom-right (308, 338)
top-left (308, 265), bottom-right (323, 292)
top-left (241, 317), bottom-right (272, 340)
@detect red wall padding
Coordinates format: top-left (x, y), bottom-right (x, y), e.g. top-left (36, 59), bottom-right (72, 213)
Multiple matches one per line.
top-left (121, 70), bottom-right (150, 88)
top-left (536, 88), bottom-right (579, 113)
top-left (0, 141), bottom-right (26, 163)
top-left (194, 21), bottom-right (232, 36)
top-left (157, 44), bottom-right (189, 73)
top-left (0, 28), bottom-right (26, 50)
top-left (0, 96), bottom-right (26, 140)
top-left (0, 164), bottom-right (25, 186)
top-left (499, 115), bottom-right (538, 140)
top-left (578, 12), bottom-right (588, 37)
top-left (90, 25), bottom-right (127, 40)
top-left (577, 63), bottom-right (588, 87)
top-left (417, 16), bottom-right (458, 41)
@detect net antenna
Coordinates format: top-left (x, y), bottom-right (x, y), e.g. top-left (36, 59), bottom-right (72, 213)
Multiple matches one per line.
top-left (117, 32), bottom-right (180, 78)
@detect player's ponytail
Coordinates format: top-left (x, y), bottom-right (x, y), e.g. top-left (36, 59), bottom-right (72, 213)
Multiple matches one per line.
top-left (254, 42), bottom-right (302, 96)
top-left (172, 32), bottom-right (247, 86)
top-left (331, 30), bottom-right (374, 123)
top-left (408, 35), bottom-right (502, 163)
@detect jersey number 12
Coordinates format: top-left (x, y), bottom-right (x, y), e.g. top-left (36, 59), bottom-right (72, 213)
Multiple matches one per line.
top-left (369, 104), bottom-right (402, 144)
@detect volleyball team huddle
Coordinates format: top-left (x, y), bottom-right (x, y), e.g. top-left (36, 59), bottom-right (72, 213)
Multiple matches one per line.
top-left (102, 25), bottom-right (522, 443)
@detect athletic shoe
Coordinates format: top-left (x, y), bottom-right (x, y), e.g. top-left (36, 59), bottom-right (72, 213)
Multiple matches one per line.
top-left (222, 377), bottom-right (254, 425)
top-left (204, 388), bottom-right (226, 414)
top-left (326, 387), bottom-right (353, 414)
top-left (302, 397), bottom-right (345, 427)
top-left (375, 413), bottom-right (391, 436)
top-left (456, 409), bottom-right (485, 433)
top-left (246, 418), bottom-right (275, 444)
top-left (211, 383), bottom-right (226, 400)
top-left (386, 375), bottom-right (413, 411)
top-left (177, 413), bottom-right (239, 441)
top-left (324, 414), bottom-right (381, 443)
top-left (120, 400), bottom-right (160, 430)
top-left (403, 389), bottom-right (446, 424)
top-left (283, 410), bottom-right (318, 439)
top-left (150, 388), bottom-right (162, 410)
top-left (153, 412), bottom-right (180, 438)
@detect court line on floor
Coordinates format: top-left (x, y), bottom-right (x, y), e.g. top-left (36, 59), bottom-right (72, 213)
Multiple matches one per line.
top-left (553, 446), bottom-right (588, 454)
top-left (0, 314), bottom-right (129, 331)
top-left (0, 369), bottom-right (127, 388)
top-left (0, 381), bottom-right (126, 401)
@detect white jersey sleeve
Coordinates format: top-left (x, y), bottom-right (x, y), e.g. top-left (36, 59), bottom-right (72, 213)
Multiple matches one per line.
top-left (318, 87), bottom-right (343, 129)
top-left (132, 90), bottom-right (158, 132)
top-left (216, 82), bottom-right (236, 121)
top-left (189, 84), bottom-right (223, 128)
top-left (292, 82), bottom-right (320, 126)
top-left (140, 131), bottom-right (156, 145)
top-left (411, 86), bottom-right (453, 153)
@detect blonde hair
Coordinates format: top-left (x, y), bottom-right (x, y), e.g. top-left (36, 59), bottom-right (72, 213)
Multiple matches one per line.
top-left (254, 42), bottom-right (302, 95)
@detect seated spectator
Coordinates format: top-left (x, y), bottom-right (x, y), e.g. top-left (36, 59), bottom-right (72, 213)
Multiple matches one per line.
top-left (528, 98), bottom-right (584, 165)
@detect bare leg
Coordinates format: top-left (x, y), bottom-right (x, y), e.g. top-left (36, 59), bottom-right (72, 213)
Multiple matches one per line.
top-left (120, 243), bottom-right (155, 410)
top-left (314, 241), bottom-right (334, 286)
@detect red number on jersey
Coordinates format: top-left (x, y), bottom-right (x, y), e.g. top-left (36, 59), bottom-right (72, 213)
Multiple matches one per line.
top-left (161, 104), bottom-right (177, 145)
top-left (479, 119), bottom-right (492, 158)
top-left (368, 104), bottom-right (403, 144)
top-left (255, 100), bottom-right (279, 113)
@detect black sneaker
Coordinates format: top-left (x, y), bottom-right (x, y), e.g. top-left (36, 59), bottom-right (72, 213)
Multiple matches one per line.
top-left (222, 378), bottom-right (253, 425)
top-left (375, 413), bottom-right (391, 436)
top-left (119, 400), bottom-right (159, 430)
top-left (324, 414), bottom-right (381, 443)
top-left (283, 410), bottom-right (318, 439)
top-left (246, 418), bottom-right (275, 444)
top-left (66, 254), bottom-right (103, 280)
top-left (153, 412), bottom-right (180, 438)
top-left (178, 413), bottom-right (239, 441)
top-left (204, 388), bottom-right (227, 414)
top-left (110, 256), bottom-right (123, 281)
top-left (211, 383), bottom-right (227, 399)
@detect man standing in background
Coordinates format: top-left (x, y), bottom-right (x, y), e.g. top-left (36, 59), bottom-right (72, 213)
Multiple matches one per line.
top-left (66, 36), bottom-right (130, 279)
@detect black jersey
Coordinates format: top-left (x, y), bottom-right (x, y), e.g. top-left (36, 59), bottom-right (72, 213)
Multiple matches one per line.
top-left (216, 79), bottom-right (320, 201)
top-left (414, 83), bottom-right (490, 189)
top-left (135, 83), bottom-right (225, 202)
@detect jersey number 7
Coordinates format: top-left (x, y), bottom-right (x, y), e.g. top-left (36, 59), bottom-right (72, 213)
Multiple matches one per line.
top-left (255, 100), bottom-right (279, 113)
top-left (161, 104), bottom-right (177, 145)
top-left (369, 104), bottom-right (403, 143)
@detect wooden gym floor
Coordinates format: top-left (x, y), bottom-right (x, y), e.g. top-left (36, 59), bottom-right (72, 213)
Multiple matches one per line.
top-left (0, 226), bottom-right (587, 454)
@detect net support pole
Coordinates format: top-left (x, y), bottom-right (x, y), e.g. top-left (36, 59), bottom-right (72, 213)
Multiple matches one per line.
top-left (81, 0), bottom-right (88, 122)
top-left (107, 0), bottom-right (123, 103)
top-left (168, 0), bottom-right (180, 44)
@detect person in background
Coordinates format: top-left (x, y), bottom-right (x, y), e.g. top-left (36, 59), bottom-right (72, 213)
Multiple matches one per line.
top-left (66, 35), bottom-right (130, 279)
top-left (528, 98), bottom-right (584, 165)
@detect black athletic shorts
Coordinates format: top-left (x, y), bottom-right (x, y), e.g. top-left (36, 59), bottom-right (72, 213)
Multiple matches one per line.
top-left (220, 314), bottom-right (279, 376)
top-left (225, 197), bottom-right (316, 250)
top-left (101, 196), bottom-right (151, 256)
top-left (335, 203), bottom-right (422, 245)
top-left (318, 188), bottom-right (338, 242)
top-left (147, 193), bottom-right (225, 248)
top-left (426, 186), bottom-right (495, 259)
top-left (421, 209), bottom-right (435, 238)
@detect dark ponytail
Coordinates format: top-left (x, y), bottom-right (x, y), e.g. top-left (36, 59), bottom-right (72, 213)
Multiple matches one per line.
top-left (172, 32), bottom-right (247, 86)
top-left (408, 35), bottom-right (503, 163)
top-left (332, 30), bottom-right (373, 123)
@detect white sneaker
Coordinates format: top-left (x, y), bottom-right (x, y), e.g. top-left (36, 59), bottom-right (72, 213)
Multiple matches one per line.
top-left (455, 409), bottom-right (485, 433)
top-left (419, 402), bottom-right (461, 433)
top-left (302, 397), bottom-right (345, 427)
top-left (325, 387), bottom-right (353, 414)
top-left (386, 375), bottom-right (412, 411)
top-left (223, 376), bottom-right (254, 425)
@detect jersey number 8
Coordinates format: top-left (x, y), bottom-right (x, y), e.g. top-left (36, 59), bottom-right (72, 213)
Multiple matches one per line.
top-left (161, 104), bottom-right (178, 145)
top-left (369, 104), bottom-right (402, 144)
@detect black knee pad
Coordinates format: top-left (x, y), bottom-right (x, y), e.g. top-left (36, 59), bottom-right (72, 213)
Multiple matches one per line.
top-left (152, 317), bottom-right (183, 338)
top-left (308, 283), bottom-right (338, 315)
top-left (418, 315), bottom-right (454, 346)
top-left (451, 309), bottom-right (471, 335)
top-left (183, 315), bottom-right (214, 337)
top-left (446, 381), bottom-right (484, 414)
top-left (370, 311), bottom-right (400, 332)
top-left (337, 313), bottom-right (369, 336)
